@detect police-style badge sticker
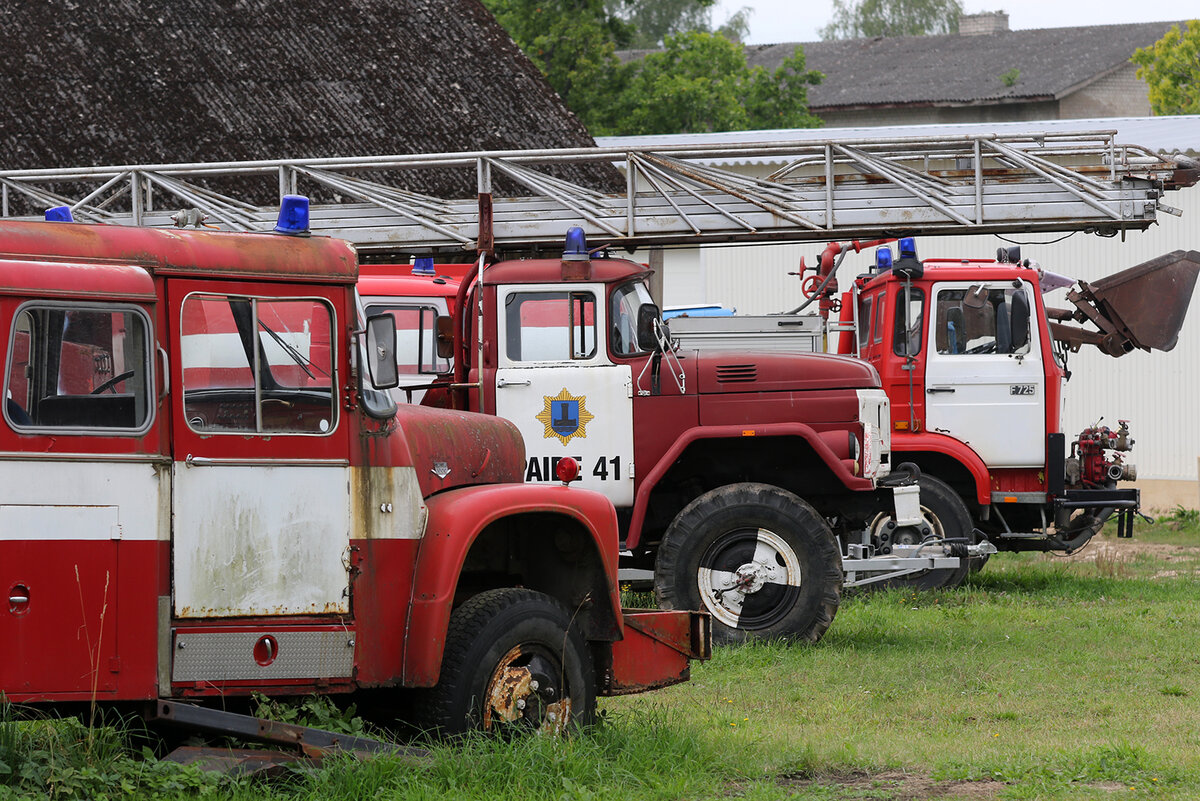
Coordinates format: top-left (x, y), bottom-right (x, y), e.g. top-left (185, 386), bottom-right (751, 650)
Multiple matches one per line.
top-left (536, 388), bottom-right (595, 445)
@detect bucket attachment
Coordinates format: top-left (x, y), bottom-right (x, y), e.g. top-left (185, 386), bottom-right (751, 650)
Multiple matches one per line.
top-left (1046, 250), bottom-right (1200, 357)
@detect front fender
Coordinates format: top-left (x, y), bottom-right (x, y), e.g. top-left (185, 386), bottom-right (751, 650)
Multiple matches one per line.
top-left (892, 431), bottom-right (991, 506)
top-left (626, 422), bottom-right (874, 549)
top-left (402, 483), bottom-right (622, 686)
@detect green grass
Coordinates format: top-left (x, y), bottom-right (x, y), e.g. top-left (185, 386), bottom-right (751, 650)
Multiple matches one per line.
top-left (4, 517), bottom-right (1200, 799)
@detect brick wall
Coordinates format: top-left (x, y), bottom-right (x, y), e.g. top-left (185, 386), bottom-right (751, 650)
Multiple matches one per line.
top-left (1059, 63), bottom-right (1152, 118)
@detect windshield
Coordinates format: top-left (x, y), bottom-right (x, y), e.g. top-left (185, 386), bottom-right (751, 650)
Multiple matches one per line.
top-left (610, 280), bottom-right (655, 357)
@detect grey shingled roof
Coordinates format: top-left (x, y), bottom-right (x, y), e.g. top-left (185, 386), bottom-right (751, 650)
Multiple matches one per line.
top-left (0, 0), bottom-right (614, 196)
top-left (744, 21), bottom-right (1183, 110)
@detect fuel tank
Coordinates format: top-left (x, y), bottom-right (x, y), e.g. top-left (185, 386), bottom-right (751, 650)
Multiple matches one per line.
top-left (391, 403), bottom-right (525, 497)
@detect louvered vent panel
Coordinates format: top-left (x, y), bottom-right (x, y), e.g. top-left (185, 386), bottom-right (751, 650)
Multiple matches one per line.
top-left (715, 364), bottom-right (757, 383)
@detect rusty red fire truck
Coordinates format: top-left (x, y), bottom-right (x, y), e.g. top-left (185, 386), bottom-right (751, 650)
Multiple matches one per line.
top-left (0, 205), bottom-right (708, 735)
top-left (669, 237), bottom-right (1200, 585)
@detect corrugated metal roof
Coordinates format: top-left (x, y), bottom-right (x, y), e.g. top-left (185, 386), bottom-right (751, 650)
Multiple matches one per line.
top-left (596, 116), bottom-right (1200, 164)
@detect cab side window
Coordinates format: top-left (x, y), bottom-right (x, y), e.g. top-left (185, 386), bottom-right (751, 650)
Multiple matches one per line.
top-left (4, 304), bottom-right (152, 431)
top-left (857, 294), bottom-right (873, 350)
top-left (181, 294), bottom-right (336, 434)
top-left (893, 288), bottom-right (925, 357)
top-left (505, 291), bottom-right (596, 362)
top-left (365, 303), bottom-right (449, 377)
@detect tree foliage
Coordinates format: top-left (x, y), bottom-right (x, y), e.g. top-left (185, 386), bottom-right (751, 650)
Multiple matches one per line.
top-left (610, 33), bottom-right (821, 135)
top-left (482, 0), bottom-right (820, 135)
top-left (820, 0), bottom-right (963, 40)
top-left (482, 0), bottom-right (627, 132)
top-left (1132, 20), bottom-right (1200, 116)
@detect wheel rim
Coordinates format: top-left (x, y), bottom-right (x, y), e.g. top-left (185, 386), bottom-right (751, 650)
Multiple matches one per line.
top-left (869, 503), bottom-right (945, 551)
top-left (481, 643), bottom-right (572, 735)
top-left (696, 527), bottom-right (802, 630)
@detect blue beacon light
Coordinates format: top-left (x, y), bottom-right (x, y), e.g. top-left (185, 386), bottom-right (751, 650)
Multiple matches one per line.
top-left (875, 246), bottom-right (893, 272)
top-left (563, 226), bottom-right (589, 261)
top-left (45, 206), bottom-right (74, 222)
top-left (274, 195), bottom-right (310, 235)
top-left (898, 237), bottom-right (918, 259)
top-left (412, 257), bottom-right (435, 275)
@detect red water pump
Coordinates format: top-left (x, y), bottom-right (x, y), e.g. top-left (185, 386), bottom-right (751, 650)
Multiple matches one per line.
top-left (1070, 421), bottom-right (1135, 487)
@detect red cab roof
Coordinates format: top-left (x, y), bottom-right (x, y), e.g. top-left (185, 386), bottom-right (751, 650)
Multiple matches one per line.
top-left (0, 220), bottom-right (357, 285)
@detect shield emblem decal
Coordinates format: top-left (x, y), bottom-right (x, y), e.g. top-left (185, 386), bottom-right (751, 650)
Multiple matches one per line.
top-left (537, 388), bottom-right (595, 445)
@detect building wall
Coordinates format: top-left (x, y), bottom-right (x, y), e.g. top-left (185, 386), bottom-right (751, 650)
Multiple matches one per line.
top-left (1060, 64), bottom-right (1152, 119)
top-left (659, 185), bottom-right (1200, 507)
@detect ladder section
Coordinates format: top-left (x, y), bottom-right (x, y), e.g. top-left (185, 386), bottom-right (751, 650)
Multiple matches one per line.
top-left (0, 131), bottom-right (1190, 254)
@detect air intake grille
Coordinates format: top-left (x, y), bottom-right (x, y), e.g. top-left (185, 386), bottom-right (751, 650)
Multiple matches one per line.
top-left (715, 364), bottom-right (757, 383)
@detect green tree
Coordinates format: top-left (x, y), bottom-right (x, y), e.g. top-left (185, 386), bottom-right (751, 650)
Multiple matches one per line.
top-left (482, 0), bottom-right (820, 135)
top-left (605, 0), bottom-right (715, 49)
top-left (1132, 20), bottom-right (1200, 116)
top-left (607, 32), bottom-right (821, 135)
top-left (820, 0), bottom-right (963, 40)
top-left (482, 0), bottom-right (628, 133)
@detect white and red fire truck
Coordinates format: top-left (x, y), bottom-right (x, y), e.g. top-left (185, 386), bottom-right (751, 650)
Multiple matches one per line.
top-left (0, 205), bottom-right (708, 735)
top-left (668, 237), bottom-right (1200, 585)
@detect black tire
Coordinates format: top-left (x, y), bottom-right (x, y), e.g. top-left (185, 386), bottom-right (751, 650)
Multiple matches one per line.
top-left (416, 588), bottom-right (596, 736)
top-left (653, 483), bottom-right (842, 645)
top-left (867, 475), bottom-right (974, 590)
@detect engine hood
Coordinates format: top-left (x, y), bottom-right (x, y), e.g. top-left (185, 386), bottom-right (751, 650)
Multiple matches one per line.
top-left (692, 350), bottom-right (880, 394)
top-left (391, 403), bottom-right (525, 498)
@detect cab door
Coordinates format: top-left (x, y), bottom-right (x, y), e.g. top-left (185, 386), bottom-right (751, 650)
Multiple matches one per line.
top-left (168, 282), bottom-right (351, 620)
top-left (923, 280), bottom-right (1044, 466)
top-left (492, 285), bottom-right (635, 506)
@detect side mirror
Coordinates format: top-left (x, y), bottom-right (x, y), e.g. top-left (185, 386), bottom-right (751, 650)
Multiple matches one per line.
top-left (365, 313), bottom-right (399, 389)
top-left (1010, 290), bottom-right (1030, 351)
top-left (637, 304), bottom-right (662, 351)
top-left (435, 315), bottom-right (455, 361)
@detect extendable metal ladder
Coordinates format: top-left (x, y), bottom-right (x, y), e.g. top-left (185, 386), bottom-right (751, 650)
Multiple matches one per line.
top-left (0, 131), bottom-right (1191, 255)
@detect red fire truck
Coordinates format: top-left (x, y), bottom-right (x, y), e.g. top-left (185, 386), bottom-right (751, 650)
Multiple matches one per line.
top-left (0, 205), bottom-right (707, 736)
top-left (669, 238), bottom-right (1200, 585)
top-left (358, 236), bottom-right (999, 647)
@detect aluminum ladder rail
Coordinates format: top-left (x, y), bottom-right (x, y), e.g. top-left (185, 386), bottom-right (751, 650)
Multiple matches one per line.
top-left (0, 131), bottom-right (1190, 255)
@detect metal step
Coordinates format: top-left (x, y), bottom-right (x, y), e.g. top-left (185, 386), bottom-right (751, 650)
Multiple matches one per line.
top-left (1, 131), bottom-right (1189, 255)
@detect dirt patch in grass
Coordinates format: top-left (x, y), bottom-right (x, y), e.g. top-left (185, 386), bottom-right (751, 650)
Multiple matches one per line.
top-left (1070, 534), bottom-right (1200, 564)
top-left (775, 770), bottom-right (1006, 799)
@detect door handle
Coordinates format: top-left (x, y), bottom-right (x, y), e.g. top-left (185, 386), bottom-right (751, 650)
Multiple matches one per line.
top-left (926, 387), bottom-right (956, 394)
top-left (497, 378), bottom-right (531, 388)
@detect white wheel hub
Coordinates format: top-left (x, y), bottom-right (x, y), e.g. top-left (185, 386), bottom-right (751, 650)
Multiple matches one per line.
top-left (697, 528), bottom-right (803, 629)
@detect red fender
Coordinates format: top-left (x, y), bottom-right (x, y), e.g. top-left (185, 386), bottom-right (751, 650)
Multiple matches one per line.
top-left (402, 483), bottom-right (622, 686)
top-left (625, 423), bottom-right (873, 550)
top-left (891, 431), bottom-right (991, 506)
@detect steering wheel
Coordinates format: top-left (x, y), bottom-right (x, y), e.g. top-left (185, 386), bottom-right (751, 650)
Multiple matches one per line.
top-left (965, 342), bottom-right (996, 355)
top-left (91, 370), bottom-right (135, 395)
